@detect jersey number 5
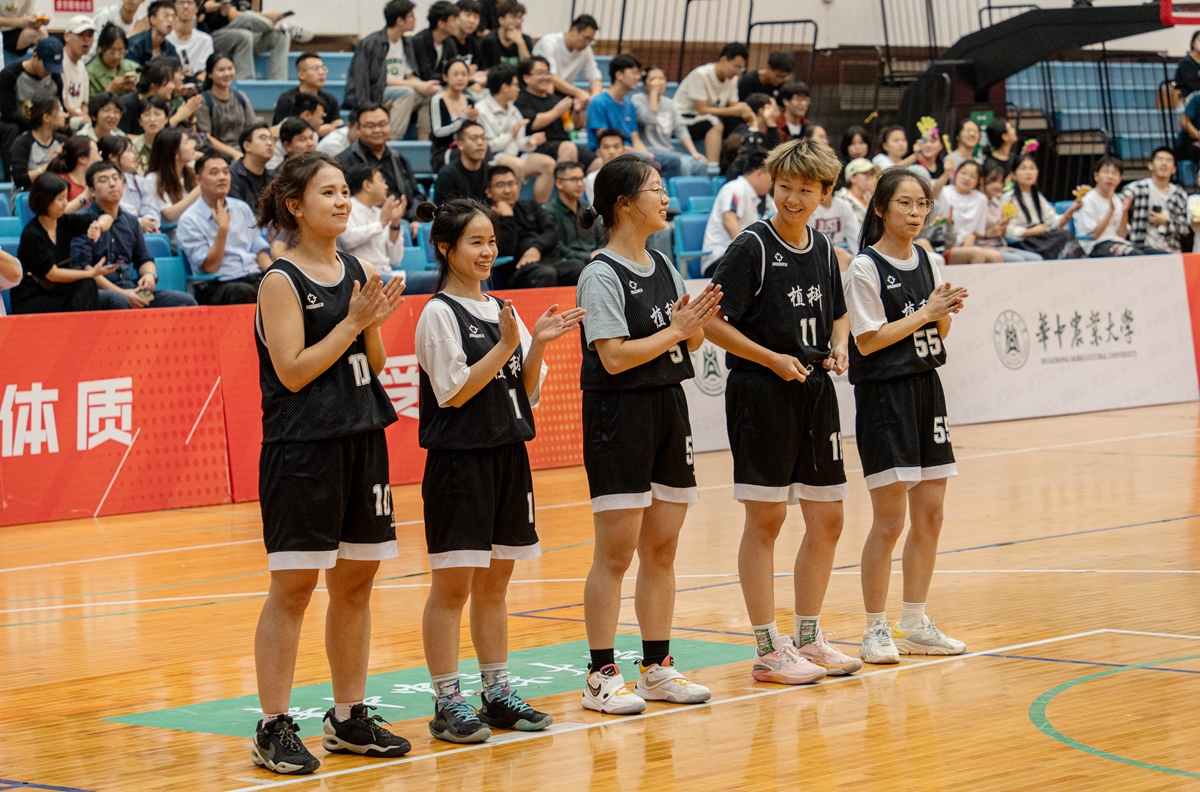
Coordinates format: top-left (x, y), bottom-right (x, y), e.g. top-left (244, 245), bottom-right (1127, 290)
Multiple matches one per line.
top-left (349, 353), bottom-right (372, 386)
top-left (913, 328), bottom-right (942, 358)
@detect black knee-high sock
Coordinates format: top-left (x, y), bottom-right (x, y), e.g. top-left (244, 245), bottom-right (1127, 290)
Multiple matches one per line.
top-left (642, 639), bottom-right (670, 667)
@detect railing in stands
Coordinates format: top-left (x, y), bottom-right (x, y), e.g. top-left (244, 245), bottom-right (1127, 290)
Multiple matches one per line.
top-left (746, 19), bottom-right (819, 87)
top-left (1160, 0), bottom-right (1200, 25)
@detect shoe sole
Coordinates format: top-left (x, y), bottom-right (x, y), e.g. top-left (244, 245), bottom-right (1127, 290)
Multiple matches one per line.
top-left (321, 734), bottom-right (412, 757)
top-left (478, 713), bottom-right (554, 731)
top-left (635, 685), bottom-right (712, 704)
top-left (894, 640), bottom-right (965, 656)
top-left (428, 723), bottom-right (491, 743)
top-left (251, 744), bottom-right (320, 775)
top-left (751, 668), bottom-right (827, 685)
top-left (813, 659), bottom-right (863, 676)
top-left (581, 694), bottom-right (646, 715)
top-left (859, 652), bottom-right (900, 664)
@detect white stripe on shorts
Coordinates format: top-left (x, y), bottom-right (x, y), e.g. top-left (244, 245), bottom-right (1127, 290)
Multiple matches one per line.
top-left (592, 491), bottom-right (653, 513)
top-left (428, 549), bottom-right (494, 569)
top-left (865, 464), bottom-right (958, 491)
top-left (268, 549), bottom-right (339, 570)
top-left (650, 483), bottom-right (699, 504)
top-left (339, 540), bottom-right (399, 562)
top-left (734, 483), bottom-right (792, 503)
top-left (921, 463), bottom-right (958, 482)
top-left (492, 542), bottom-right (541, 561)
top-left (789, 482), bottom-right (849, 503)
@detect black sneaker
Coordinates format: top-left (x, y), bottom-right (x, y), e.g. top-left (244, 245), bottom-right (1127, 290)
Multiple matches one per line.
top-left (322, 704), bottom-right (412, 758)
top-left (478, 687), bottom-right (553, 732)
top-left (428, 694), bottom-right (491, 744)
top-left (251, 715), bottom-right (321, 775)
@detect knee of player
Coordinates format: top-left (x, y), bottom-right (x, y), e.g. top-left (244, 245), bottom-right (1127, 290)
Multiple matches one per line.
top-left (869, 516), bottom-right (906, 542)
top-left (593, 544), bottom-right (637, 576)
top-left (268, 578), bottom-right (318, 612)
top-left (637, 536), bottom-right (680, 569)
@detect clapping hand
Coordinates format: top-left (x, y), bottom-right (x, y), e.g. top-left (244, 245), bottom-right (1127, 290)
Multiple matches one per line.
top-left (533, 304), bottom-right (586, 344)
top-left (668, 283), bottom-right (723, 339)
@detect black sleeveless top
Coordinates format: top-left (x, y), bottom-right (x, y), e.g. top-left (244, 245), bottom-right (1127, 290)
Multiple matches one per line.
top-left (848, 245), bottom-right (946, 385)
top-left (418, 293), bottom-right (536, 450)
top-left (256, 253), bottom-right (398, 443)
top-left (579, 250), bottom-right (695, 391)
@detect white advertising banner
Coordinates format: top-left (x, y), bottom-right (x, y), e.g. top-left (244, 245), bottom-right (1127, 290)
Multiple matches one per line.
top-left (681, 255), bottom-right (1198, 451)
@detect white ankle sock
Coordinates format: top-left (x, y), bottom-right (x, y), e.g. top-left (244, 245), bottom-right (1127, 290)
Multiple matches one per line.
top-left (479, 662), bottom-right (509, 697)
top-left (431, 672), bottom-right (461, 705)
top-left (751, 621), bottom-right (780, 654)
top-left (900, 602), bottom-right (926, 628)
top-left (865, 611), bottom-right (888, 629)
top-left (333, 701), bottom-right (360, 722)
top-left (795, 614), bottom-right (820, 646)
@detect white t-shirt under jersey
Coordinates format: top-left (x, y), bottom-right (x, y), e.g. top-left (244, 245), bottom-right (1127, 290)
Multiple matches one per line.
top-left (414, 293), bottom-right (547, 407)
top-left (845, 245), bottom-right (945, 338)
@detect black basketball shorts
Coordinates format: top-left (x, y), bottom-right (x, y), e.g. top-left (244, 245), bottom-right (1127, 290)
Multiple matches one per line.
top-left (726, 368), bottom-right (848, 503)
top-left (854, 369), bottom-right (958, 490)
top-left (259, 429), bottom-right (398, 570)
top-left (422, 442), bottom-right (540, 569)
top-left (582, 385), bottom-right (698, 512)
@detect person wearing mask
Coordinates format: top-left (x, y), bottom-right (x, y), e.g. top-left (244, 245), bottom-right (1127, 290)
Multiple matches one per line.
top-left (144, 125), bottom-right (201, 222)
top-left (476, 64), bottom-right (554, 202)
top-left (1122, 146), bottom-right (1188, 253)
top-left (633, 66), bottom-right (708, 178)
top-left (197, 0), bottom-right (292, 81)
top-left (86, 24), bottom-right (139, 96)
top-left (339, 163), bottom-right (407, 281)
top-left (337, 103), bottom-right (423, 215)
top-left (412, 1), bottom-right (461, 83)
top-left (45, 134), bottom-right (101, 199)
top-left (674, 42), bottom-right (756, 163)
top-left (434, 120), bottom-right (488, 203)
top-left (485, 163), bottom-right (562, 289)
top-left (0, 37), bottom-right (63, 131)
top-left (167, 0), bottom-right (216, 80)
top-left (429, 58), bottom-right (477, 167)
top-left (701, 151), bottom-right (771, 273)
top-left (196, 52), bottom-right (254, 161)
top-left (10, 91), bottom-right (67, 189)
top-left (229, 122), bottom-right (272, 206)
top-left (176, 150), bottom-right (271, 304)
top-left (478, 0), bottom-right (530, 71)
top-left (544, 160), bottom-right (602, 271)
top-left (1177, 30), bottom-right (1200, 98)
top-left (71, 159), bottom-right (198, 308)
top-left (515, 55), bottom-right (593, 170)
top-left (0, 0), bottom-right (47, 62)
top-left (130, 94), bottom-right (169, 173)
top-left (834, 157), bottom-right (878, 225)
top-left (272, 53), bottom-right (343, 139)
top-left (737, 51), bottom-right (793, 102)
top-left (531, 14), bottom-right (602, 111)
top-left (775, 80), bottom-right (810, 143)
top-left (983, 118), bottom-right (1018, 176)
top-left (101, 133), bottom-right (160, 231)
top-left (61, 16), bottom-right (95, 129)
top-left (127, 0), bottom-right (178, 66)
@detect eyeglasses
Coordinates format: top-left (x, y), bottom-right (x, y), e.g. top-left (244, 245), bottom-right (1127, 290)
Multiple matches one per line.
top-left (640, 185), bottom-right (668, 198)
top-left (303, 64), bottom-right (328, 72)
top-left (891, 198), bottom-right (934, 213)
top-left (462, 134), bottom-right (487, 143)
top-left (491, 180), bottom-right (520, 190)
top-left (359, 121), bottom-right (388, 131)
top-left (528, 69), bottom-right (550, 77)
top-left (557, 176), bottom-right (584, 183)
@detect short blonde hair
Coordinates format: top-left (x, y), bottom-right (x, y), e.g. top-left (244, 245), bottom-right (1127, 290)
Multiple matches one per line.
top-left (764, 138), bottom-right (842, 188)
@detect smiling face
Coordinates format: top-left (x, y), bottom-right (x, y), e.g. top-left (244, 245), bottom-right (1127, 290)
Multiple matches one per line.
top-left (618, 169), bottom-right (669, 234)
top-left (497, 75), bottom-right (520, 105)
top-left (486, 170), bottom-right (520, 206)
top-left (356, 108), bottom-right (389, 149)
top-left (878, 176), bottom-right (930, 242)
top-left (982, 170), bottom-right (1006, 198)
top-left (597, 134), bottom-right (624, 163)
top-left (95, 100), bottom-right (122, 132)
top-left (523, 61), bottom-right (552, 95)
top-left (442, 213), bottom-right (498, 284)
top-left (289, 164), bottom-right (351, 238)
top-left (211, 57), bottom-right (235, 88)
top-left (771, 171), bottom-right (825, 224)
top-left (444, 61), bottom-right (469, 93)
top-left (954, 163), bottom-right (979, 192)
top-left (958, 120), bottom-right (980, 150)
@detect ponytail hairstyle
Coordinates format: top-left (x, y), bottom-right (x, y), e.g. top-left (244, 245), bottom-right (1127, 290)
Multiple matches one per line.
top-left (256, 150), bottom-right (345, 245)
top-left (1011, 153), bottom-right (1043, 225)
top-left (579, 153), bottom-right (660, 234)
top-left (414, 198), bottom-right (500, 292)
top-left (23, 91), bottom-right (61, 128)
top-left (146, 126), bottom-right (195, 202)
top-left (98, 133), bottom-right (134, 169)
top-left (46, 135), bottom-right (94, 176)
top-left (858, 168), bottom-right (933, 250)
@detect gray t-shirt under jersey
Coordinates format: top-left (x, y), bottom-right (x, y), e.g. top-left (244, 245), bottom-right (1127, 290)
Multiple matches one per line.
top-left (576, 247), bottom-right (687, 350)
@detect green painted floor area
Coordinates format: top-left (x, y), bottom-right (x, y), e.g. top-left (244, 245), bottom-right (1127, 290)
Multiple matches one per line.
top-left (107, 636), bottom-right (752, 737)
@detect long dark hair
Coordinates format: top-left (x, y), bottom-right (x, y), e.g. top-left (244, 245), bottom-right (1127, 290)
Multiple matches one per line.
top-left (1010, 153), bottom-right (1044, 225)
top-left (46, 136), bottom-right (93, 175)
top-left (98, 134), bottom-right (133, 169)
top-left (202, 53), bottom-right (234, 91)
top-left (29, 172), bottom-right (70, 216)
top-left (24, 91), bottom-right (60, 129)
top-left (146, 127), bottom-right (195, 203)
top-left (859, 168), bottom-right (933, 250)
top-left (415, 198), bottom-right (500, 292)
top-left (839, 124), bottom-right (870, 163)
top-left (257, 150), bottom-right (343, 243)
top-left (953, 117), bottom-right (978, 151)
top-left (579, 153), bottom-right (659, 233)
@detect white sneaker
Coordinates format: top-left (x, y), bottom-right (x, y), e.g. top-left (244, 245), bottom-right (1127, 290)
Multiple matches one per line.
top-left (796, 630), bottom-right (863, 676)
top-left (892, 616), bottom-right (966, 655)
top-left (581, 664), bottom-right (647, 715)
top-left (860, 622), bottom-right (900, 664)
top-left (634, 655), bottom-right (712, 704)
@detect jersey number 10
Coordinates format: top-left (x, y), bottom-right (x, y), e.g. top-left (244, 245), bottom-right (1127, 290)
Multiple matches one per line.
top-left (349, 353), bottom-right (372, 386)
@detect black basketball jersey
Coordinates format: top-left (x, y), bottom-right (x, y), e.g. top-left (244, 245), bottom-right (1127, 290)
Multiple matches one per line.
top-left (711, 220), bottom-right (847, 371)
top-left (418, 293), bottom-right (536, 450)
top-left (580, 250), bottom-right (695, 391)
top-left (256, 253), bottom-right (398, 443)
top-left (848, 245), bottom-right (946, 385)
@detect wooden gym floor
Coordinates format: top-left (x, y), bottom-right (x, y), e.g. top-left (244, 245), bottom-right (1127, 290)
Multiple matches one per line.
top-left (2, 403), bottom-right (1200, 791)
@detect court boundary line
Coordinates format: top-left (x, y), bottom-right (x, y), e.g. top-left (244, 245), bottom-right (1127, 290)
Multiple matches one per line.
top-left (0, 539), bottom-right (260, 575)
top-left (216, 627), bottom-right (1200, 792)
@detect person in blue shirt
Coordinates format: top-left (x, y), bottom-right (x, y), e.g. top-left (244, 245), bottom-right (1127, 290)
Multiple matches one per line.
top-left (586, 53), bottom-right (684, 181)
top-left (70, 160), bottom-right (198, 309)
top-left (127, 1), bottom-right (181, 66)
top-left (177, 150), bottom-right (272, 305)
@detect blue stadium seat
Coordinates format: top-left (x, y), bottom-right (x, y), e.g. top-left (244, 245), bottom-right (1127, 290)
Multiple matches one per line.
top-left (0, 216), bottom-right (21, 237)
top-left (178, 245), bottom-right (220, 284)
top-left (144, 233), bottom-right (171, 260)
top-left (711, 175), bottom-right (726, 192)
top-left (417, 222), bottom-right (435, 265)
top-left (14, 192), bottom-right (31, 225)
top-left (595, 55), bottom-right (613, 78)
top-left (672, 214), bottom-right (710, 278)
top-left (399, 246), bottom-right (427, 273)
top-left (388, 140), bottom-right (433, 175)
top-left (0, 194), bottom-right (10, 217)
top-left (669, 176), bottom-right (712, 200)
top-left (686, 195), bottom-right (715, 214)
top-left (1181, 160), bottom-right (1197, 187)
top-left (0, 234), bottom-right (14, 316)
top-left (519, 178), bottom-right (535, 201)
top-left (154, 256), bottom-right (187, 292)
top-left (2, 289), bottom-right (9, 314)
top-left (255, 51), bottom-right (355, 81)
top-left (235, 80), bottom-right (293, 112)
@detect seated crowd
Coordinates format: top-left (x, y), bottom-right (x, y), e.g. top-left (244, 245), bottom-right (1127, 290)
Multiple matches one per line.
top-left (1, 0), bottom-right (1190, 316)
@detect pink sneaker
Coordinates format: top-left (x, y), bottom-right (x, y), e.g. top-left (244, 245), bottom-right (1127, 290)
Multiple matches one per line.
top-left (751, 635), bottom-right (827, 685)
top-left (796, 630), bottom-right (863, 676)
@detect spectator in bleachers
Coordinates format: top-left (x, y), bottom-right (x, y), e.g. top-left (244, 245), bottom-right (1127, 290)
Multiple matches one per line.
top-left (101, 133), bottom-right (160, 231)
top-left (434, 120), bottom-right (487, 202)
top-left (834, 157), bottom-right (877, 225)
top-left (278, 117), bottom-right (317, 163)
top-left (839, 125), bottom-right (870, 164)
top-left (809, 187), bottom-right (860, 268)
top-left (1, 37), bottom-right (62, 132)
top-left (1179, 88), bottom-right (1200, 163)
top-left (79, 91), bottom-right (125, 140)
top-left (413, 1), bottom-right (461, 83)
top-left (485, 163), bottom-right (563, 288)
top-left (198, 0), bottom-right (291, 81)
top-left (1003, 153), bottom-right (1083, 259)
top-left (197, 53), bottom-right (254, 161)
top-left (872, 125), bottom-right (916, 171)
top-left (46, 134), bottom-right (100, 199)
top-left (976, 160), bottom-right (1041, 261)
top-left (0, 0), bottom-right (47, 63)
top-left (516, 55), bottom-right (594, 170)
top-left (73, 159), bottom-right (198, 308)
top-left (738, 51), bottom-right (793, 102)
top-left (800, 123), bottom-right (827, 145)
top-left (127, 0), bottom-right (177, 66)
top-left (675, 42), bottom-right (755, 164)
top-left (168, 0), bottom-right (215, 80)
top-left (10, 91), bottom-right (66, 189)
top-left (983, 118), bottom-right (1018, 176)
top-left (337, 102), bottom-right (423, 215)
top-left (87, 24), bottom-right (138, 96)
top-left (545, 159), bottom-right (601, 268)
top-left (339, 163), bottom-right (406, 279)
top-left (477, 64), bottom-right (555, 202)
top-left (700, 150), bottom-right (770, 273)
top-left (344, 0), bottom-right (436, 142)
top-left (177, 150), bottom-right (270, 303)
top-left (476, 0), bottom-right (498, 36)
top-left (452, 0), bottom-right (485, 81)
top-left (775, 80), bottom-right (809, 143)
top-left (944, 118), bottom-right (981, 173)
top-left (1075, 156), bottom-right (1159, 258)
top-left (632, 65), bottom-right (708, 178)
top-left (940, 160), bottom-right (1002, 263)
top-left (90, 0), bottom-right (147, 56)
top-left (478, 1), bottom-right (530, 71)
top-left (11, 173), bottom-right (112, 314)
top-left (272, 53), bottom-right (343, 139)
top-left (267, 94), bottom-right (323, 169)
top-left (117, 56), bottom-right (193, 134)
top-left (228, 122), bottom-right (272, 206)
top-left (722, 92), bottom-right (778, 179)
top-left (910, 131), bottom-right (943, 184)
top-left (1176, 31), bottom-right (1200, 98)
top-left (584, 127), bottom-right (622, 204)
top-left (144, 125), bottom-right (201, 221)
top-left (0, 246), bottom-right (19, 315)
top-left (430, 58), bottom-right (477, 167)
top-left (531, 14), bottom-right (602, 111)
top-left (62, 16), bottom-right (94, 129)
top-left (1122, 146), bottom-right (1188, 253)
top-left (129, 95), bottom-right (169, 173)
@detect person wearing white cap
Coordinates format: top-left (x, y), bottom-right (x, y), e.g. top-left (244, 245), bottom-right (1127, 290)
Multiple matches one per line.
top-left (62, 16), bottom-right (96, 129)
top-left (0, 0), bottom-right (48, 61)
top-left (834, 157), bottom-right (879, 226)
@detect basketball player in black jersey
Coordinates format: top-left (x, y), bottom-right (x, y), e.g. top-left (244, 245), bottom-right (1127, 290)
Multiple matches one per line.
top-left (252, 152), bottom-right (411, 774)
top-left (414, 199), bottom-right (584, 743)
top-left (706, 140), bottom-right (863, 684)
top-left (844, 168), bottom-right (970, 665)
top-left (576, 155), bottom-right (722, 714)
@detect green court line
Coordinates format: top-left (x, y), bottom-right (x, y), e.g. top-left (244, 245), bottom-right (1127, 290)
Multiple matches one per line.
top-left (1029, 652), bottom-right (1200, 778)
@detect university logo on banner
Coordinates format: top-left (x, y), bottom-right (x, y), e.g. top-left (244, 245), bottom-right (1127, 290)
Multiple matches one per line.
top-left (993, 310), bottom-right (1030, 370)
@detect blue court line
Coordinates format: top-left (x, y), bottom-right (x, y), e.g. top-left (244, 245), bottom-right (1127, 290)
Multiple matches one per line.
top-left (0, 780), bottom-right (95, 791)
top-left (983, 652), bottom-right (1200, 675)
